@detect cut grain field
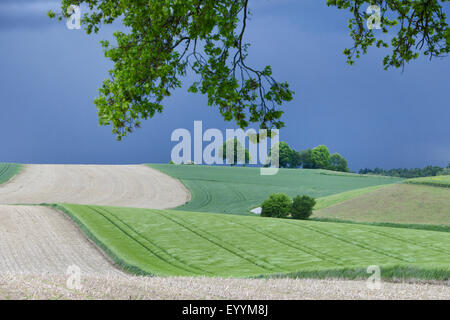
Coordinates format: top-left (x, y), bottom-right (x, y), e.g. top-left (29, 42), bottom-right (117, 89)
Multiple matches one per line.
top-left (1, 274), bottom-right (448, 300)
top-left (0, 205), bottom-right (122, 275)
top-left (149, 164), bottom-right (402, 214)
top-left (55, 204), bottom-right (450, 279)
top-left (0, 164), bottom-right (189, 209)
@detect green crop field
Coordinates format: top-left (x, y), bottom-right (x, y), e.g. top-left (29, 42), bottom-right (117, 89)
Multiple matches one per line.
top-left (405, 175), bottom-right (450, 188)
top-left (0, 163), bottom-right (21, 185)
top-left (149, 164), bottom-right (402, 214)
top-left (54, 203), bottom-right (450, 280)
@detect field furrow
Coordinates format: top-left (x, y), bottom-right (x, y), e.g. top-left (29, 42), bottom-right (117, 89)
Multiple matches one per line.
top-left (285, 222), bottom-right (412, 263)
top-left (214, 216), bottom-right (347, 267)
top-left (90, 206), bottom-right (212, 275)
top-left (155, 211), bottom-right (285, 272)
top-left (55, 204), bottom-right (450, 279)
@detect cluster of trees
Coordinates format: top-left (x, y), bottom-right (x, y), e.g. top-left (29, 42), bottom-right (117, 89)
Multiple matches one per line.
top-left (359, 164), bottom-right (450, 178)
top-left (217, 139), bottom-right (350, 172)
top-left (261, 193), bottom-right (316, 220)
top-left (272, 143), bottom-right (350, 172)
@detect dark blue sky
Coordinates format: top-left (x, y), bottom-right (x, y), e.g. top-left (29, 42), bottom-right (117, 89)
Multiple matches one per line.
top-left (0, 0), bottom-right (449, 171)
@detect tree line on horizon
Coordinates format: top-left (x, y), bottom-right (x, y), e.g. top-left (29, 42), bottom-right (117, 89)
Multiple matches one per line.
top-left (217, 139), bottom-right (349, 173)
top-left (219, 139), bottom-right (450, 179)
top-left (359, 164), bottom-right (450, 179)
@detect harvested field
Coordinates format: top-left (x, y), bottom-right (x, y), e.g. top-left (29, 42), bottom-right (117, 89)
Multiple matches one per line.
top-left (0, 274), bottom-right (448, 300)
top-left (0, 164), bottom-right (189, 209)
top-left (0, 205), bottom-right (123, 276)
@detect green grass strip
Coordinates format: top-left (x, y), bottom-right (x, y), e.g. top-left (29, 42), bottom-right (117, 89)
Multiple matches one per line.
top-left (309, 217), bottom-right (450, 233)
top-left (404, 175), bottom-right (450, 188)
top-left (0, 163), bottom-right (22, 185)
top-left (259, 265), bottom-right (450, 282)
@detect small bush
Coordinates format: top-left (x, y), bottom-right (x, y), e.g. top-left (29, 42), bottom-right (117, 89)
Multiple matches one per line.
top-left (261, 193), bottom-right (292, 218)
top-left (291, 195), bottom-right (316, 220)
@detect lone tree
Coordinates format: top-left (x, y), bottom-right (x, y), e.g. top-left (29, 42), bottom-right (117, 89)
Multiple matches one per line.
top-left (49, 1), bottom-right (449, 139)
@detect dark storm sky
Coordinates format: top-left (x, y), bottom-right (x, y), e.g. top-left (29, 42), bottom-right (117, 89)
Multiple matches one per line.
top-left (0, 0), bottom-right (449, 171)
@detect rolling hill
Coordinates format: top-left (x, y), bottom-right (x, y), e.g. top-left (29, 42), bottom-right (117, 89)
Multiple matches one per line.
top-left (149, 164), bottom-right (402, 215)
top-left (52, 203), bottom-right (450, 280)
top-left (314, 183), bottom-right (450, 226)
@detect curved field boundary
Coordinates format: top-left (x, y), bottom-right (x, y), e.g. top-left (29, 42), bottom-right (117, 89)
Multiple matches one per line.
top-left (314, 184), bottom-right (392, 210)
top-left (148, 164), bottom-right (402, 215)
top-left (87, 205), bottom-right (212, 276)
top-left (405, 175), bottom-right (450, 188)
top-left (55, 204), bottom-right (450, 280)
top-left (0, 163), bottom-right (21, 185)
top-left (0, 164), bottom-right (189, 209)
top-left (0, 205), bottom-right (122, 275)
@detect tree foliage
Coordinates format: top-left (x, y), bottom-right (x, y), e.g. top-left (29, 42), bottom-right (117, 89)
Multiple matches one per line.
top-left (298, 149), bottom-right (314, 169)
top-left (291, 195), bottom-right (316, 220)
top-left (359, 165), bottom-right (450, 178)
top-left (311, 145), bottom-right (332, 169)
top-left (50, 0), bottom-right (294, 140)
top-left (269, 141), bottom-right (299, 168)
top-left (49, 1), bottom-right (448, 139)
top-left (261, 193), bottom-right (292, 218)
top-left (330, 153), bottom-right (350, 172)
top-left (277, 142), bottom-right (293, 168)
top-left (327, 0), bottom-right (449, 69)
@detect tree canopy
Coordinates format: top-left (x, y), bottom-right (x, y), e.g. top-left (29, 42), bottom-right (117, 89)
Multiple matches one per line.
top-left (311, 145), bottom-right (332, 170)
top-left (267, 143), bottom-right (350, 172)
top-left (330, 153), bottom-right (350, 172)
top-left (327, 0), bottom-right (449, 69)
top-left (269, 142), bottom-right (298, 168)
top-left (50, 1), bottom-right (449, 139)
